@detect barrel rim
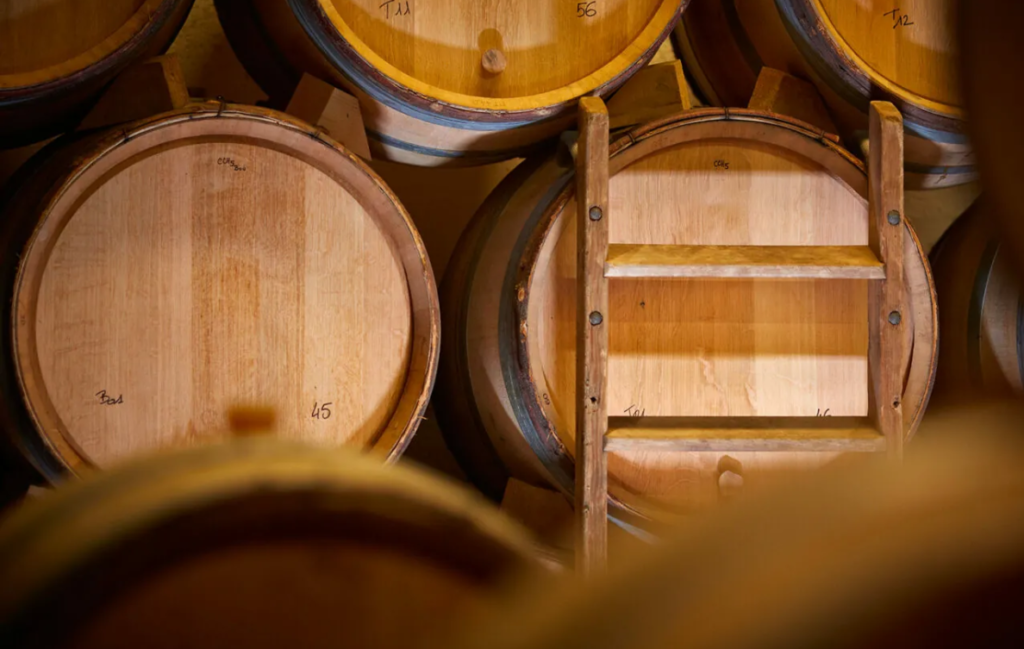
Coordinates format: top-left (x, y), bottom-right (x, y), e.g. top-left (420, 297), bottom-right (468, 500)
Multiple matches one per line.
top-left (0, 0), bottom-right (191, 96)
top-left (8, 102), bottom-right (439, 479)
top-left (286, 0), bottom-right (687, 122)
top-left (434, 157), bottom-right (556, 502)
top-left (507, 108), bottom-right (938, 521)
top-left (0, 439), bottom-right (542, 641)
top-left (775, 0), bottom-right (965, 131)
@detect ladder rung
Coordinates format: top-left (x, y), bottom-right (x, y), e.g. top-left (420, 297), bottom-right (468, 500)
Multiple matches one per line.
top-left (605, 416), bottom-right (885, 452)
top-left (604, 245), bottom-right (885, 280)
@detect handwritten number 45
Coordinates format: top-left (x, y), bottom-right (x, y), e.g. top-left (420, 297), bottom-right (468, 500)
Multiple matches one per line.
top-left (312, 401), bottom-right (333, 420)
top-left (577, 2), bottom-right (597, 17)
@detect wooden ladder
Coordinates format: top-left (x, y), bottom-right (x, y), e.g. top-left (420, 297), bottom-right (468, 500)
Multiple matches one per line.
top-left (573, 97), bottom-right (906, 575)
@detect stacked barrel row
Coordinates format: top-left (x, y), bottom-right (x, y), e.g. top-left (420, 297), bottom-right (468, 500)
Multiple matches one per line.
top-left (0, 0), bottom-right (995, 540)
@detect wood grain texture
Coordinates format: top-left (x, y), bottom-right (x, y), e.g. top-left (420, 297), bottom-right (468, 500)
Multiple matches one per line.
top-left (0, 0), bottom-right (146, 80)
top-left (605, 244), bottom-right (884, 279)
top-left (322, 0), bottom-right (679, 104)
top-left (606, 60), bottom-right (690, 130)
top-left (0, 0), bottom-right (193, 147)
top-left (575, 97), bottom-right (609, 575)
top-left (815, 0), bottom-right (959, 108)
top-left (77, 54), bottom-right (190, 131)
top-left (931, 202), bottom-right (1023, 400)
top-left (6, 103), bottom-right (438, 478)
top-left (867, 102), bottom-right (905, 460)
top-left (747, 67), bottom-right (838, 137)
top-left (438, 110), bottom-right (938, 521)
top-left (0, 439), bottom-right (543, 648)
top-left (286, 73), bottom-right (371, 159)
top-left (675, 0), bottom-right (973, 189)
top-left (217, 0), bottom-right (685, 165)
top-left (605, 416), bottom-right (884, 452)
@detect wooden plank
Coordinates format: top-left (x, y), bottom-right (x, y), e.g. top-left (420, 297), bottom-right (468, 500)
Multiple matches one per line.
top-left (77, 55), bottom-right (189, 131)
top-left (287, 74), bottom-right (371, 160)
top-left (575, 97), bottom-right (609, 576)
top-left (604, 244), bottom-right (884, 279)
top-left (607, 61), bottom-right (691, 130)
top-left (605, 417), bottom-right (884, 452)
top-left (868, 102), bottom-right (906, 461)
top-left (748, 67), bottom-right (839, 140)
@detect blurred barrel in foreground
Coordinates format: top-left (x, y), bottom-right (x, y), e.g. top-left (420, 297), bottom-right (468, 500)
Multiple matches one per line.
top-left (931, 201), bottom-right (1023, 399)
top-left (0, 0), bottom-right (194, 147)
top-left (0, 439), bottom-right (542, 648)
top-left (436, 109), bottom-right (938, 525)
top-left (214, 0), bottom-right (687, 166)
top-left (675, 0), bottom-right (972, 188)
top-left (456, 406), bottom-right (1024, 649)
top-left (0, 102), bottom-right (439, 481)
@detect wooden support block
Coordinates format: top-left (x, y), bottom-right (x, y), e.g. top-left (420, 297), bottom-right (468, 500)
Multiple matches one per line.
top-left (649, 39), bottom-right (679, 66)
top-left (287, 74), bottom-right (371, 160)
top-left (78, 55), bottom-right (189, 131)
top-left (575, 97), bottom-right (610, 576)
top-left (604, 244), bottom-right (884, 280)
top-left (501, 478), bottom-right (573, 547)
top-left (607, 60), bottom-right (691, 130)
top-left (867, 101), bottom-right (906, 461)
top-left (748, 67), bottom-right (839, 140)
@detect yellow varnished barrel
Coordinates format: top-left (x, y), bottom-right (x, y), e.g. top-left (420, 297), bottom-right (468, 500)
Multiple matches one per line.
top-left (675, 0), bottom-right (972, 188)
top-left (214, 0), bottom-right (687, 166)
top-left (0, 0), bottom-right (193, 147)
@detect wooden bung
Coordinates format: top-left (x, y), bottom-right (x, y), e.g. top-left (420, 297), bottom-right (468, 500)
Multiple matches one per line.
top-left (0, 439), bottom-right (545, 648)
top-left (213, 0), bottom-right (688, 166)
top-left (434, 109), bottom-right (937, 526)
top-left (0, 0), bottom-right (193, 147)
top-left (0, 102), bottom-right (439, 482)
top-left (675, 0), bottom-right (973, 189)
top-left (481, 49), bottom-right (507, 75)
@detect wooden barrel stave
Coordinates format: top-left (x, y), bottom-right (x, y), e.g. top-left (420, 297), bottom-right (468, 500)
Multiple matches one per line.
top-left (0, 0), bottom-right (194, 148)
top-left (931, 202), bottom-right (1023, 398)
top-left (0, 439), bottom-right (542, 648)
top-left (0, 102), bottom-right (439, 481)
top-left (437, 109), bottom-right (937, 524)
top-left (675, 0), bottom-right (973, 189)
top-left (215, 0), bottom-right (687, 166)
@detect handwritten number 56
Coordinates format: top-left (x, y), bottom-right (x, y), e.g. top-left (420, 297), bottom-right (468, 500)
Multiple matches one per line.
top-left (311, 401), bottom-right (333, 420)
top-left (577, 2), bottom-right (597, 17)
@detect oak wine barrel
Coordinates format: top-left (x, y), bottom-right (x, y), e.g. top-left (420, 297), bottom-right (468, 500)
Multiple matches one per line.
top-left (0, 102), bottom-right (439, 482)
top-left (674, 0), bottom-right (973, 189)
top-left (435, 109), bottom-right (938, 525)
top-left (0, 439), bottom-right (543, 648)
top-left (214, 0), bottom-right (687, 166)
top-left (0, 0), bottom-right (193, 147)
top-left (931, 201), bottom-right (1023, 399)
top-left (456, 414), bottom-right (1024, 649)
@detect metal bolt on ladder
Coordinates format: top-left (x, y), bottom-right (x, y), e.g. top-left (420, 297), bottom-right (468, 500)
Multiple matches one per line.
top-left (573, 97), bottom-right (906, 576)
